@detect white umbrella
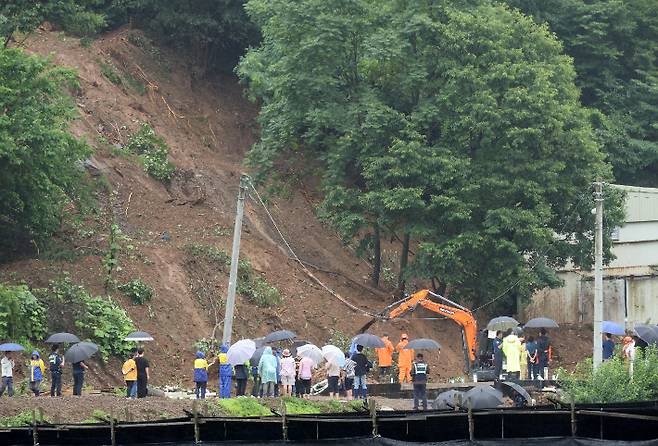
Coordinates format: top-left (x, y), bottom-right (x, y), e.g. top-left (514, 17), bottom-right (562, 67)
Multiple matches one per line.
top-left (124, 331), bottom-right (154, 342)
top-left (227, 339), bottom-right (256, 365)
top-left (322, 345), bottom-right (345, 367)
top-left (297, 344), bottom-right (323, 365)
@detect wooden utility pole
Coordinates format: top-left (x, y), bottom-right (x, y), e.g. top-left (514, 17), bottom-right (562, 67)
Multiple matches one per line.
top-left (222, 174), bottom-right (250, 346)
top-left (593, 181), bottom-right (604, 369)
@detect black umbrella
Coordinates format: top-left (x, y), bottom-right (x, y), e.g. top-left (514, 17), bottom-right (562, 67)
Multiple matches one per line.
top-left (524, 317), bottom-right (559, 329)
top-left (404, 338), bottom-right (442, 350)
top-left (352, 333), bottom-right (385, 348)
top-left (486, 316), bottom-right (519, 332)
top-left (633, 325), bottom-right (658, 345)
top-left (432, 390), bottom-right (464, 410)
top-left (500, 381), bottom-right (532, 407)
top-left (462, 385), bottom-right (504, 410)
top-left (253, 337), bottom-right (267, 348)
top-left (251, 346), bottom-right (266, 364)
top-left (265, 330), bottom-right (296, 343)
top-left (45, 333), bottom-right (80, 344)
top-left (64, 342), bottom-right (98, 363)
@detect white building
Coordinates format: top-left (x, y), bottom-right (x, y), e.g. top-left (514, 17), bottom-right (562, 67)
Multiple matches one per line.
top-left (526, 185), bottom-right (658, 325)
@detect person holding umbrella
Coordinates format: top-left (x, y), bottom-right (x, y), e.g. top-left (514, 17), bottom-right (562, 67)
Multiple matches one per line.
top-left (352, 345), bottom-right (371, 400)
top-left (65, 342), bottom-right (96, 396)
top-left (537, 329), bottom-right (551, 379)
top-left (493, 331), bottom-right (504, 379)
top-left (603, 333), bottom-right (615, 361)
top-left (0, 351), bottom-right (15, 397)
top-left (48, 345), bottom-right (64, 397)
top-left (72, 359), bottom-right (89, 395)
top-left (234, 360), bottom-right (249, 397)
top-left (135, 348), bottom-right (150, 398)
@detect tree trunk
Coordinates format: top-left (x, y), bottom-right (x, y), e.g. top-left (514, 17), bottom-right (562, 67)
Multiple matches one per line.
top-left (371, 224), bottom-right (381, 287)
top-left (397, 233), bottom-right (411, 294)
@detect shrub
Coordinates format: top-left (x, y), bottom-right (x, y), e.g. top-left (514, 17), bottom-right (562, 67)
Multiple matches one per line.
top-left (43, 277), bottom-right (136, 361)
top-left (0, 284), bottom-right (47, 340)
top-left (185, 244), bottom-right (282, 307)
top-left (236, 258), bottom-right (282, 308)
top-left (195, 337), bottom-right (220, 354)
top-left (126, 123), bottom-right (175, 182)
top-left (0, 49), bottom-right (91, 250)
top-left (0, 411), bottom-right (49, 427)
top-left (558, 347), bottom-right (658, 403)
top-left (118, 279), bottom-right (154, 305)
top-left (99, 61), bottom-right (122, 85)
top-left (213, 398), bottom-right (273, 417)
top-left (184, 244), bottom-right (231, 267)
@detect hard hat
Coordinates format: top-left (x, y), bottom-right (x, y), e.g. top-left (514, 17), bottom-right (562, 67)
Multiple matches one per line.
top-left (401, 333), bottom-right (408, 339)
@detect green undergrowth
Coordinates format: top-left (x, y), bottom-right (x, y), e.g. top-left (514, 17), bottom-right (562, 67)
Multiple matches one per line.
top-left (125, 123), bottom-right (175, 182)
top-left (184, 244), bottom-right (282, 307)
top-left (212, 398), bottom-right (273, 417)
top-left (208, 397), bottom-right (364, 417)
top-left (0, 411), bottom-right (50, 427)
top-left (281, 397), bottom-right (364, 415)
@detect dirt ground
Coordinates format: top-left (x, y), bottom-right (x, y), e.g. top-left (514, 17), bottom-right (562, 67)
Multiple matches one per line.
top-left (0, 26), bottom-right (593, 404)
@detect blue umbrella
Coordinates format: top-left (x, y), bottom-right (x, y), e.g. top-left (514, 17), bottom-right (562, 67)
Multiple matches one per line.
top-left (602, 321), bottom-right (625, 336)
top-left (0, 343), bottom-right (25, 352)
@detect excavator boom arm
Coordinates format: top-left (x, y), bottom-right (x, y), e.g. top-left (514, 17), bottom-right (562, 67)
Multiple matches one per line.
top-left (362, 289), bottom-right (478, 368)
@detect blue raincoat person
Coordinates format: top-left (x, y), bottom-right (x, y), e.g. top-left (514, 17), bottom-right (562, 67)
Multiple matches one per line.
top-left (258, 347), bottom-right (278, 397)
top-left (218, 345), bottom-right (233, 398)
top-left (194, 351), bottom-right (210, 399)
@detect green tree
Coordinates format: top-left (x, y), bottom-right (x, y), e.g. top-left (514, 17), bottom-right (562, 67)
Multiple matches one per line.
top-left (143, 0), bottom-right (259, 74)
top-left (239, 0), bottom-right (624, 309)
top-left (1, 1), bottom-right (107, 45)
top-left (504, 0), bottom-right (658, 186)
top-left (0, 48), bottom-right (91, 251)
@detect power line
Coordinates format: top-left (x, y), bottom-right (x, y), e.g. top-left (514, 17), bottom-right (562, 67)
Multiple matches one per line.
top-left (247, 179), bottom-right (381, 318)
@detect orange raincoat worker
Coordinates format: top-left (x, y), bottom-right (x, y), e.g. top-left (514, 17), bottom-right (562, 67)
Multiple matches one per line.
top-left (376, 334), bottom-right (394, 377)
top-left (396, 334), bottom-right (414, 383)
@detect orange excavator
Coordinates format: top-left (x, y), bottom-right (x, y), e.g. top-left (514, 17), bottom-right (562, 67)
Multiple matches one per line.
top-left (359, 289), bottom-right (481, 374)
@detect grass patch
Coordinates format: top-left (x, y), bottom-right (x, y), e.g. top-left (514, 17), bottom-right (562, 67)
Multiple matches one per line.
top-left (0, 411), bottom-right (50, 427)
top-left (98, 60), bottom-right (122, 86)
top-left (213, 398), bottom-right (273, 417)
top-left (118, 278), bottom-right (154, 305)
top-left (284, 397), bottom-right (322, 414)
top-left (125, 73), bottom-right (147, 95)
top-left (281, 398), bottom-right (364, 415)
top-left (184, 244), bottom-right (282, 307)
top-left (126, 123), bottom-right (175, 182)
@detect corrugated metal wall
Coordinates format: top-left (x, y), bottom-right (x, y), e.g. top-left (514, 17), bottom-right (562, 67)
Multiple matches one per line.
top-left (526, 275), bottom-right (658, 325)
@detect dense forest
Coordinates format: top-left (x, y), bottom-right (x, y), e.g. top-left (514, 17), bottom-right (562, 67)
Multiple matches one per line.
top-left (1, 0), bottom-right (655, 311)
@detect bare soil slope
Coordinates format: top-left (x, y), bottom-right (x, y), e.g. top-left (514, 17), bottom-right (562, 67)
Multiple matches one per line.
top-left (0, 27), bottom-right (591, 390)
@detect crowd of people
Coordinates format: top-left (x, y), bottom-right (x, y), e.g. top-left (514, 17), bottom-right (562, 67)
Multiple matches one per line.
top-left (492, 328), bottom-right (552, 380)
top-left (187, 333), bottom-right (432, 410)
top-left (0, 346), bottom-right (151, 399)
